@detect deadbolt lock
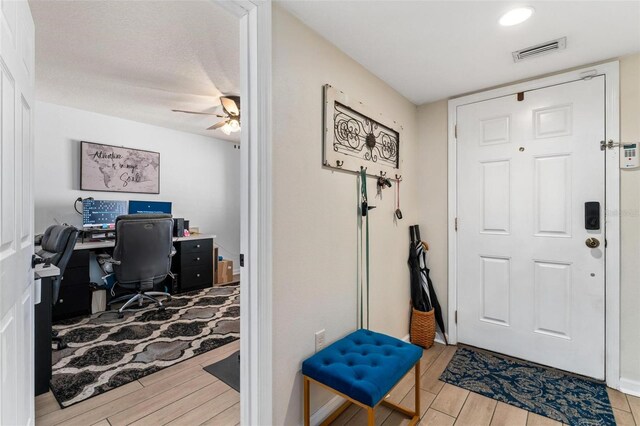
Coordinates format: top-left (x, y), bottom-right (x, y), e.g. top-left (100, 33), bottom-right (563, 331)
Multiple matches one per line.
top-left (585, 237), bottom-right (600, 249)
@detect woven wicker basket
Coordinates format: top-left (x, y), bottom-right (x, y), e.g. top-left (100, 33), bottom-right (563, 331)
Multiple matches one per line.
top-left (410, 307), bottom-right (436, 349)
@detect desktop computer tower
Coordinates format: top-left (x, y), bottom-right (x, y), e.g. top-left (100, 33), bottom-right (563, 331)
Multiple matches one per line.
top-left (173, 218), bottom-right (185, 238)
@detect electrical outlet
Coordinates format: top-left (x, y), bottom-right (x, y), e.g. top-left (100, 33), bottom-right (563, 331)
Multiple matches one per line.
top-left (315, 329), bottom-right (326, 352)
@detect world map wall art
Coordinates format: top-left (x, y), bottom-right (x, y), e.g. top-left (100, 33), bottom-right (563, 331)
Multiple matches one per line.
top-left (80, 141), bottom-right (160, 194)
top-left (323, 84), bottom-right (402, 177)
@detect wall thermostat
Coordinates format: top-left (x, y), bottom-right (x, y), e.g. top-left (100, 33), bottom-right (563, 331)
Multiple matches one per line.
top-left (621, 143), bottom-right (639, 169)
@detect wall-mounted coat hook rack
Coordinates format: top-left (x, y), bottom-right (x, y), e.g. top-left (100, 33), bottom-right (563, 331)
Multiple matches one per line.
top-left (336, 160), bottom-right (344, 167)
top-left (379, 171), bottom-right (387, 177)
top-left (395, 174), bottom-right (403, 181)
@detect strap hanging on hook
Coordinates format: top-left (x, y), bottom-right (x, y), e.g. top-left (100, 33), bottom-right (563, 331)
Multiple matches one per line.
top-left (360, 167), bottom-right (375, 216)
top-left (395, 176), bottom-right (403, 219)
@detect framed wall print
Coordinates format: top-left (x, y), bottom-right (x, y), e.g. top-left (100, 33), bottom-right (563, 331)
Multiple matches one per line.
top-left (80, 141), bottom-right (160, 194)
top-left (323, 84), bottom-right (401, 177)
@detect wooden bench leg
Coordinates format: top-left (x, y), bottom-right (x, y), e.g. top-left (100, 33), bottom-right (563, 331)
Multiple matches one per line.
top-left (415, 361), bottom-right (421, 417)
top-left (304, 376), bottom-right (310, 426)
top-left (367, 406), bottom-right (375, 426)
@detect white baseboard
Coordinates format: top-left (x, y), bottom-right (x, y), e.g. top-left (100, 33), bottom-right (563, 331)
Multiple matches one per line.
top-left (620, 377), bottom-right (640, 397)
top-left (310, 395), bottom-right (346, 426)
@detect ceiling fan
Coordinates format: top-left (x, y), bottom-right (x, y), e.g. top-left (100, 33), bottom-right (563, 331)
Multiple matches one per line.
top-left (172, 95), bottom-right (241, 135)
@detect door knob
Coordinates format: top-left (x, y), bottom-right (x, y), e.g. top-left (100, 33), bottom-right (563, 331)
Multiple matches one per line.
top-left (585, 237), bottom-right (600, 248)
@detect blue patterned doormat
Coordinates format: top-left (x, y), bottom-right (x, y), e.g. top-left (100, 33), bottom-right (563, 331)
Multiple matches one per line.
top-left (440, 347), bottom-right (615, 426)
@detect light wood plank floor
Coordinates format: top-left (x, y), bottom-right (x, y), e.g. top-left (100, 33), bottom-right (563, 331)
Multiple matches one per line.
top-left (328, 343), bottom-right (640, 426)
top-left (35, 340), bottom-right (240, 426)
top-left (36, 341), bottom-right (640, 425)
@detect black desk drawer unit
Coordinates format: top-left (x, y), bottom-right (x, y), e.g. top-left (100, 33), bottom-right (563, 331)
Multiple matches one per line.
top-left (172, 238), bottom-right (214, 293)
top-left (52, 250), bottom-right (92, 321)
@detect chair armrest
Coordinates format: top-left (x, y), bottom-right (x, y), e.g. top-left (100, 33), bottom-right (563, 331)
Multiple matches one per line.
top-left (170, 247), bottom-right (177, 257)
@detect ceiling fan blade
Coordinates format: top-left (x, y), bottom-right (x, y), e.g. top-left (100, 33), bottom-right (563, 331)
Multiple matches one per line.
top-left (207, 121), bottom-right (228, 130)
top-left (172, 109), bottom-right (225, 118)
top-left (220, 96), bottom-right (240, 116)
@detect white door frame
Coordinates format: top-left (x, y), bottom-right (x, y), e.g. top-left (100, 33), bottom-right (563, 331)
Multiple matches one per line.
top-left (447, 61), bottom-right (620, 388)
top-left (213, 1), bottom-right (272, 424)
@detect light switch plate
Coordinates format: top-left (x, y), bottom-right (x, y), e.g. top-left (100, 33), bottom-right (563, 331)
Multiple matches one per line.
top-left (315, 329), bottom-right (326, 352)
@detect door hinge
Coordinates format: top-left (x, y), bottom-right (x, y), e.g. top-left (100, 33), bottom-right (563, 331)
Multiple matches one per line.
top-left (454, 218), bottom-right (458, 231)
top-left (454, 124), bottom-right (457, 138)
top-left (455, 310), bottom-right (458, 324)
top-left (239, 253), bottom-right (245, 267)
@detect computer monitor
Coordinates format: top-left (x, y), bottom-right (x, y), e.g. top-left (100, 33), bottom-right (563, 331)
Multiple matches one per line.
top-left (82, 199), bottom-right (127, 229)
top-left (128, 200), bottom-right (172, 215)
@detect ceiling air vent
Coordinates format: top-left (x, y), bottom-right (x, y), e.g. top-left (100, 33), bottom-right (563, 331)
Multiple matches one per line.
top-left (512, 37), bottom-right (567, 62)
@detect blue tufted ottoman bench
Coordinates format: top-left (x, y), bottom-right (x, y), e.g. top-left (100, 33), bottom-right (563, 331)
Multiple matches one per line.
top-left (302, 329), bottom-right (423, 426)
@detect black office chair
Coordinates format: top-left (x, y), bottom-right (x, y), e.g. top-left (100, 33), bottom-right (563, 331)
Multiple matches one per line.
top-left (37, 224), bottom-right (79, 350)
top-left (98, 214), bottom-right (174, 318)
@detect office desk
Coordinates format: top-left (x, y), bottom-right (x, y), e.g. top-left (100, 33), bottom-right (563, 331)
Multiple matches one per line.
top-left (34, 263), bottom-right (60, 396)
top-left (45, 234), bottom-right (218, 321)
top-left (74, 234), bottom-right (217, 250)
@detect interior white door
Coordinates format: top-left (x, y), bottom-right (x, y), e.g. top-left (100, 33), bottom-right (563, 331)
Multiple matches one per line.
top-left (0, 0), bottom-right (35, 424)
top-left (456, 76), bottom-right (605, 379)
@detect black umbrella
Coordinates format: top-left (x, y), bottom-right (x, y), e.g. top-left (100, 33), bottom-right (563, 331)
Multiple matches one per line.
top-left (412, 225), bottom-right (448, 344)
top-left (408, 226), bottom-right (429, 312)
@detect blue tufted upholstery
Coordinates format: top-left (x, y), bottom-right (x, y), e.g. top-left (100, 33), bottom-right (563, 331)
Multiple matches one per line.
top-left (302, 329), bottom-right (422, 407)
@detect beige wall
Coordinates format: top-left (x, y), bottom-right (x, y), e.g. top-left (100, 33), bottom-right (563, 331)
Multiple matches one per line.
top-left (416, 100), bottom-right (449, 331)
top-left (417, 53), bottom-right (640, 389)
top-left (271, 5), bottom-right (419, 424)
top-left (619, 53), bottom-right (640, 387)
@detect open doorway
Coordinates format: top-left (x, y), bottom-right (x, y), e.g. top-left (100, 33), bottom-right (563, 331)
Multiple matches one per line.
top-left (30, 1), bottom-right (243, 423)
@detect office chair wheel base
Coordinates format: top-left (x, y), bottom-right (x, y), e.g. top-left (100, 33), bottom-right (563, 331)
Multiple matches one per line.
top-left (58, 342), bottom-right (68, 350)
top-left (158, 306), bottom-right (166, 312)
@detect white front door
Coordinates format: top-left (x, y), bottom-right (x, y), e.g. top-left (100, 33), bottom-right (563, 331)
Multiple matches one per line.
top-left (456, 76), bottom-right (605, 379)
top-left (0, 0), bottom-right (35, 423)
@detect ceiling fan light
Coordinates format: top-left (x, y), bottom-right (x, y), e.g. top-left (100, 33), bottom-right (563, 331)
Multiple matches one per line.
top-left (221, 123), bottom-right (232, 135)
top-left (228, 119), bottom-right (241, 132)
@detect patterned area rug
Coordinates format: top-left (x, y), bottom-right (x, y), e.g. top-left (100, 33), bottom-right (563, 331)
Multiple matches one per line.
top-left (50, 285), bottom-right (239, 408)
top-left (440, 347), bottom-right (615, 426)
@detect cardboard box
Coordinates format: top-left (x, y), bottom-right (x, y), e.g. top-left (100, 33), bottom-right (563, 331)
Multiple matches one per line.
top-left (217, 260), bottom-right (234, 283)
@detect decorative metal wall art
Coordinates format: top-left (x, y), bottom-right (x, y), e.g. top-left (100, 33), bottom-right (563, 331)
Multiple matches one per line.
top-left (323, 84), bottom-right (401, 176)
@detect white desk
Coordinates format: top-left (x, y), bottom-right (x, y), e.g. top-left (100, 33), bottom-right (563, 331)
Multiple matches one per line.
top-left (74, 234), bottom-right (217, 250)
top-left (34, 263), bottom-right (60, 279)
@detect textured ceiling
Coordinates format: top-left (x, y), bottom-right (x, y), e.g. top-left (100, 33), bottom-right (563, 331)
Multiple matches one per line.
top-left (30, 0), bottom-right (240, 141)
top-left (279, 1), bottom-right (640, 105)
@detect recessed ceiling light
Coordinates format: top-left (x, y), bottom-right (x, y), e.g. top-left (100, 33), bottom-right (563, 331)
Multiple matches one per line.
top-left (499, 7), bottom-right (534, 26)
